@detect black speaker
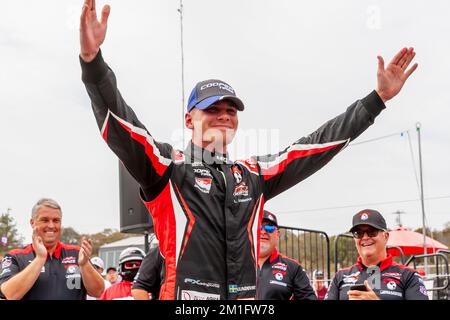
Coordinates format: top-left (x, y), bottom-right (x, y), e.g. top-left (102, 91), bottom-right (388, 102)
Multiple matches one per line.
top-left (119, 161), bottom-right (153, 234)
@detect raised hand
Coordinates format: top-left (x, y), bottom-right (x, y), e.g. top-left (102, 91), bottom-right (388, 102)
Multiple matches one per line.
top-left (78, 237), bottom-right (93, 266)
top-left (376, 47), bottom-right (418, 103)
top-left (80, 0), bottom-right (111, 62)
top-left (32, 226), bottom-right (47, 260)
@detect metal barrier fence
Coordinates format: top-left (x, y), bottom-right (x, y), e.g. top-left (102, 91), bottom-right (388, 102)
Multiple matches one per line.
top-left (333, 233), bottom-right (358, 273)
top-left (277, 226), bottom-right (330, 281)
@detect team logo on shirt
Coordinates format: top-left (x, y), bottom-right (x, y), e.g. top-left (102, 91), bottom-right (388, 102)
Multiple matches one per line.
top-left (66, 265), bottom-right (79, 274)
top-left (233, 182), bottom-right (249, 197)
top-left (232, 166), bottom-right (243, 183)
top-left (194, 177), bottom-right (212, 194)
top-left (174, 150), bottom-right (185, 163)
top-left (383, 278), bottom-right (400, 285)
top-left (386, 281), bottom-right (397, 290)
top-left (1, 257), bottom-right (12, 269)
top-left (274, 272), bottom-right (284, 281)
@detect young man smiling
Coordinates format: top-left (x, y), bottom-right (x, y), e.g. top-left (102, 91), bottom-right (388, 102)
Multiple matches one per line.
top-left (79, 0), bottom-right (418, 300)
top-left (325, 209), bottom-right (429, 300)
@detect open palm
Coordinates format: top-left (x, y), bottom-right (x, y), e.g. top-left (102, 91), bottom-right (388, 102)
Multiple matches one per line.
top-left (80, 0), bottom-right (110, 62)
top-left (376, 47), bottom-right (418, 102)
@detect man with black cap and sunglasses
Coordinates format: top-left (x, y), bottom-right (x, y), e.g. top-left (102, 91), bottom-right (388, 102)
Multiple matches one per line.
top-left (325, 209), bottom-right (429, 300)
top-left (257, 211), bottom-right (316, 300)
top-left (79, 0), bottom-right (418, 300)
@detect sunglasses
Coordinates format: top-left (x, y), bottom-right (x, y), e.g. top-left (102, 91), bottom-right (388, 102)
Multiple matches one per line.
top-left (124, 261), bottom-right (142, 269)
top-left (352, 227), bottom-right (381, 239)
top-left (260, 224), bottom-right (277, 234)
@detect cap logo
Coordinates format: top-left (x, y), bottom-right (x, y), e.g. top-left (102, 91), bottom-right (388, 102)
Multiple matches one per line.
top-left (200, 82), bottom-right (235, 94)
top-left (361, 213), bottom-right (369, 221)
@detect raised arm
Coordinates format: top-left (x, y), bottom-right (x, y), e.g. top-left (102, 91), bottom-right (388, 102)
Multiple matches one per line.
top-left (257, 48), bottom-right (418, 201)
top-left (79, 0), bottom-right (173, 200)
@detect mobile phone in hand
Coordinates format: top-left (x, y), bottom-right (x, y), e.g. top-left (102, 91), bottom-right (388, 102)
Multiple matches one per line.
top-left (349, 284), bottom-right (368, 291)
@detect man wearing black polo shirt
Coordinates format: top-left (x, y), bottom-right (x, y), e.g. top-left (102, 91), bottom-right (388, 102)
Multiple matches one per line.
top-left (0, 198), bottom-right (104, 300)
top-left (325, 209), bottom-right (429, 300)
top-left (257, 211), bottom-right (316, 300)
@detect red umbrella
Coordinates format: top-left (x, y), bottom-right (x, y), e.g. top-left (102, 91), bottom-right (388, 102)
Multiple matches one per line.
top-left (387, 226), bottom-right (448, 256)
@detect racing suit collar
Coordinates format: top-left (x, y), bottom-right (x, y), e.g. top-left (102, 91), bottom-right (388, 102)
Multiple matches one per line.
top-left (185, 140), bottom-right (232, 165)
top-left (357, 255), bottom-right (393, 272)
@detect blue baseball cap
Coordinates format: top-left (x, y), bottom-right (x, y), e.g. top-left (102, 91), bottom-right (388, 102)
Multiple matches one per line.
top-left (186, 79), bottom-right (245, 113)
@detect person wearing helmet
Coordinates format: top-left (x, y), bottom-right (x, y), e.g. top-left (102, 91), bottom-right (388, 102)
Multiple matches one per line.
top-left (132, 241), bottom-right (164, 300)
top-left (87, 257), bottom-right (111, 300)
top-left (99, 247), bottom-right (145, 300)
top-left (312, 270), bottom-right (328, 300)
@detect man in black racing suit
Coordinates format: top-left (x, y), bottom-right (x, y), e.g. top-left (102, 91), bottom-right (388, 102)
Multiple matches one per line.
top-left (79, 0), bottom-right (418, 300)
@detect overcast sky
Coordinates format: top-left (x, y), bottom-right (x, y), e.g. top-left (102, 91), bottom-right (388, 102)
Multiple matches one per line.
top-left (1, 0), bottom-right (449, 244)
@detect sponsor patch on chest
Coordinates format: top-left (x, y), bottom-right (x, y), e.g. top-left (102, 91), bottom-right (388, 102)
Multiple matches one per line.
top-left (343, 271), bottom-right (360, 284)
top-left (193, 167), bottom-right (213, 178)
top-left (194, 177), bottom-right (212, 194)
top-left (272, 262), bottom-right (288, 272)
top-left (62, 256), bottom-right (77, 264)
top-left (233, 182), bottom-right (249, 197)
top-left (382, 272), bottom-right (401, 280)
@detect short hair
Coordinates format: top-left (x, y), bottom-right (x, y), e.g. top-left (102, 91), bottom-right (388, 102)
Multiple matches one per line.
top-left (31, 198), bottom-right (62, 220)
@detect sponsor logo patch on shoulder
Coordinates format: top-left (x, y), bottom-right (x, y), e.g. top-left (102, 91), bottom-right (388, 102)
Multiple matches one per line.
top-left (232, 166), bottom-right (243, 183)
top-left (174, 150), bottom-right (185, 163)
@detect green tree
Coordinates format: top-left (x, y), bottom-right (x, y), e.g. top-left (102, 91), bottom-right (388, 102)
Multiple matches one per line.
top-left (83, 228), bottom-right (137, 256)
top-left (61, 227), bottom-right (81, 245)
top-left (61, 227), bottom-right (139, 256)
top-left (0, 210), bottom-right (24, 256)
